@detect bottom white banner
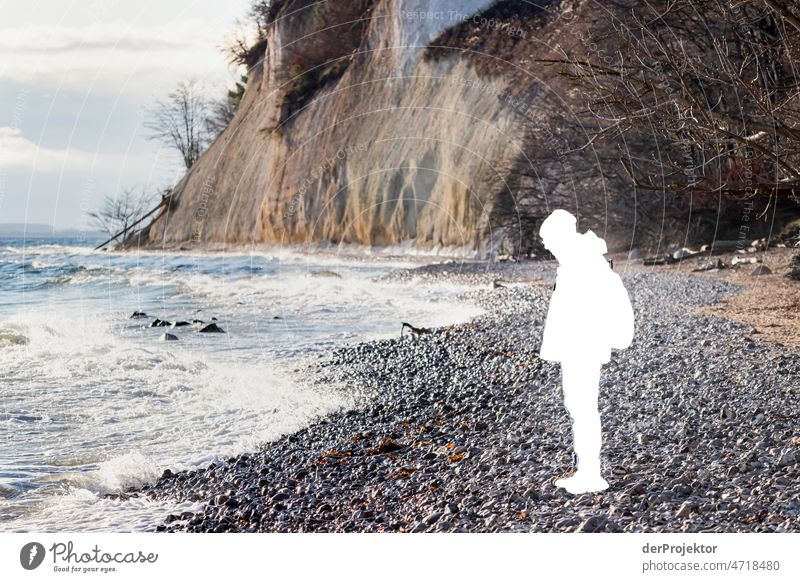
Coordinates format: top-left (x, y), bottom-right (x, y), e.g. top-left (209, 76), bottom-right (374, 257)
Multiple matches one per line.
top-left (1, 533), bottom-right (798, 581)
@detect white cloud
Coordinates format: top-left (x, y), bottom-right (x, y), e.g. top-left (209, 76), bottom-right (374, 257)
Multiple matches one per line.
top-left (0, 126), bottom-right (165, 176)
top-left (0, 21), bottom-right (238, 91)
top-left (0, 126), bottom-right (97, 171)
top-left (0, 1), bottom-right (248, 227)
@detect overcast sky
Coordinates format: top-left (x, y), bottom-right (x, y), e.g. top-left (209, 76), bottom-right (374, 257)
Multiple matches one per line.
top-left (0, 0), bottom-right (250, 230)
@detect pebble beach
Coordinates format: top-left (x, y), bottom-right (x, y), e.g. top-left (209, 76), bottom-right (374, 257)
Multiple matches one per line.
top-left (137, 259), bottom-right (800, 533)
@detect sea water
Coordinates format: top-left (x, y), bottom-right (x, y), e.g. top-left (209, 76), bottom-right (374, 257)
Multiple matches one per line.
top-left (0, 237), bottom-right (483, 531)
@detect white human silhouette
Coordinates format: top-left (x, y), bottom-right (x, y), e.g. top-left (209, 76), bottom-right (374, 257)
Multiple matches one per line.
top-left (539, 209), bottom-right (634, 494)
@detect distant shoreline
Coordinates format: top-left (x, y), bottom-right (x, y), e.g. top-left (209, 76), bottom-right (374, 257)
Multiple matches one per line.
top-left (0, 229), bottom-right (106, 240)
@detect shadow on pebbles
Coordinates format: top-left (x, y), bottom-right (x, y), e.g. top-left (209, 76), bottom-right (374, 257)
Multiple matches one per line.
top-left (132, 263), bottom-right (800, 533)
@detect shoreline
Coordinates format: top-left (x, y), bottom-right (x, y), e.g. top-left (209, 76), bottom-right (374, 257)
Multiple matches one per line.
top-left (129, 256), bottom-right (800, 533)
top-left (111, 239), bottom-right (490, 263)
top-left (642, 246), bottom-right (800, 352)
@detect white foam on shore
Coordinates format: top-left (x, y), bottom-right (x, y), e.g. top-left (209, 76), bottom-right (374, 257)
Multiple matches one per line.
top-left (66, 452), bottom-right (162, 495)
top-left (6, 487), bottom-right (204, 533)
top-left (1, 242), bottom-right (487, 531)
top-left (175, 266), bottom-right (484, 334)
top-left (0, 309), bottom-right (353, 531)
top-left (0, 310), bottom-right (352, 463)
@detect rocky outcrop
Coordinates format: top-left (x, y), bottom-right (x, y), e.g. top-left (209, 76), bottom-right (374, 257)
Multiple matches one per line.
top-left (139, 0), bottom-right (792, 256)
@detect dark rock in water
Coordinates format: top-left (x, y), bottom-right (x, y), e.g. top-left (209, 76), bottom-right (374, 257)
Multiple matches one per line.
top-left (273, 316), bottom-right (282, 320)
top-left (130, 311), bottom-right (149, 319)
top-left (161, 469), bottom-right (173, 479)
top-left (199, 323), bottom-right (225, 333)
top-left (172, 321), bottom-right (191, 327)
top-left (211, 317), bottom-right (218, 321)
top-left (149, 319), bottom-right (171, 328)
top-left (159, 333), bottom-right (179, 341)
top-left (751, 265), bottom-right (771, 276)
top-left (310, 270), bottom-right (342, 278)
top-left (192, 319), bottom-right (205, 324)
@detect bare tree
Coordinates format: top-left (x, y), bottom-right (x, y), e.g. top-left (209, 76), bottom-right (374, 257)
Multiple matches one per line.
top-left (539, 0), bottom-right (800, 201)
top-left (250, 0), bottom-right (278, 41)
top-left (221, 1), bottom-right (274, 67)
top-left (88, 187), bottom-right (156, 242)
top-left (144, 79), bottom-right (213, 170)
top-left (206, 76), bottom-right (247, 139)
top-left (221, 19), bottom-right (262, 67)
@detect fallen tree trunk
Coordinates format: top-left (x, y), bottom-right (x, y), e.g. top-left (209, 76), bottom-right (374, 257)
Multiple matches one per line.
top-left (94, 196), bottom-right (170, 250)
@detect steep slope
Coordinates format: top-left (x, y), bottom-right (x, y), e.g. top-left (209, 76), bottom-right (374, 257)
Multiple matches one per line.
top-left (138, 0), bottom-right (790, 256)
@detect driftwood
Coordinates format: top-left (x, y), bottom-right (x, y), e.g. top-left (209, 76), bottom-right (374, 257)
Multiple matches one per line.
top-left (94, 193), bottom-right (171, 250)
top-left (643, 255), bottom-right (676, 266)
top-left (401, 322), bottom-right (432, 340)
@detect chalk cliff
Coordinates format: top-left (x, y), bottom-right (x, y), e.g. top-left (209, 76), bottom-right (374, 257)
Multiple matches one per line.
top-left (138, 0), bottom-right (779, 256)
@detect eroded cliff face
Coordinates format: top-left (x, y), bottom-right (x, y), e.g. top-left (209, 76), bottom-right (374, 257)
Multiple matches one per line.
top-left (147, 0), bottom-right (511, 252)
top-left (142, 0), bottom-right (772, 255)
